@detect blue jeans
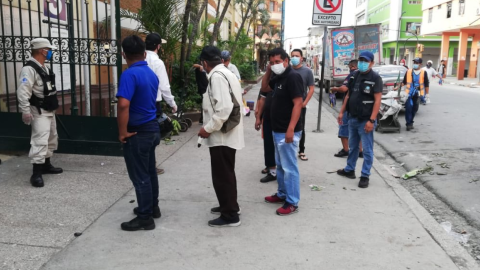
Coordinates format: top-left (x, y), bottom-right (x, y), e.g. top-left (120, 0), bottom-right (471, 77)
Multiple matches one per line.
top-left (345, 118), bottom-right (374, 178)
top-left (123, 131), bottom-right (161, 219)
top-left (405, 94), bottom-right (420, 126)
top-left (338, 112), bottom-right (350, 138)
top-left (273, 131), bottom-right (302, 206)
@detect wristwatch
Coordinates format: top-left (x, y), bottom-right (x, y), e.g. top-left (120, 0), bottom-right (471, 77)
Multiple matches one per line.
top-left (369, 119), bottom-right (375, 123)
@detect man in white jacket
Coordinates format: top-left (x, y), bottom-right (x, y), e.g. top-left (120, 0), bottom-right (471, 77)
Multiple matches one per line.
top-left (145, 33), bottom-right (177, 174)
top-left (145, 33), bottom-right (177, 114)
top-left (198, 46), bottom-right (245, 227)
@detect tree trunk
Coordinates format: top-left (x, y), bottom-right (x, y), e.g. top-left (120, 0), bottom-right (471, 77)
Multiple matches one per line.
top-left (180, 0), bottom-right (194, 87)
top-left (186, 0), bottom-right (208, 61)
top-left (230, 0), bottom-right (253, 56)
top-left (209, 0), bottom-right (231, 45)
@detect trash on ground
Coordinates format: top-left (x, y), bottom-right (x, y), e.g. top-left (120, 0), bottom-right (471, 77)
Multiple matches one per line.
top-left (402, 165), bottom-right (434, 180)
top-left (436, 172), bottom-right (447, 175)
top-left (390, 163), bottom-right (405, 168)
top-left (437, 162), bottom-right (450, 169)
top-left (129, 200), bottom-right (135, 203)
top-left (165, 140), bottom-right (175, 145)
top-left (309, 185), bottom-right (324, 191)
top-left (108, 172), bottom-right (114, 175)
top-left (74, 232), bottom-right (82, 237)
top-left (440, 221), bottom-right (470, 244)
top-left (469, 178), bottom-right (479, 184)
top-left (351, 189), bottom-right (356, 191)
top-left (101, 163), bottom-right (105, 166)
top-left (342, 187), bottom-right (347, 190)
top-left (326, 170), bottom-right (337, 174)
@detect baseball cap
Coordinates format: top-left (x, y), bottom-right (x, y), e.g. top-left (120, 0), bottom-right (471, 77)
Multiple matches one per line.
top-left (145, 33), bottom-right (166, 46)
top-left (199, 46), bottom-right (222, 61)
top-left (427, 60), bottom-right (433, 64)
top-left (31, 38), bottom-right (57, 50)
top-left (413, 57), bottom-right (423, 63)
top-left (358, 51), bottom-right (374, 62)
top-left (221, 50), bottom-right (231, 60)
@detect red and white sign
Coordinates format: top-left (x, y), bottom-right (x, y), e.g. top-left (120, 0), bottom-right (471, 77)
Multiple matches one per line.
top-left (312, 0), bottom-right (343, 26)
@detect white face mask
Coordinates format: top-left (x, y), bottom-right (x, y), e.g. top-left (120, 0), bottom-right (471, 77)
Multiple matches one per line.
top-left (271, 62), bottom-right (286, 75)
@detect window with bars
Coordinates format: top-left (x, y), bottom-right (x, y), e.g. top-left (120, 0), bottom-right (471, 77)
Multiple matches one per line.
top-left (447, 1), bottom-right (452, 18)
top-left (459, 0), bottom-right (465, 15)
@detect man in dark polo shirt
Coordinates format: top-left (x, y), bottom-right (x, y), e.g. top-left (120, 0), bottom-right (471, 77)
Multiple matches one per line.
top-left (263, 48), bottom-right (304, 216)
top-left (336, 51), bottom-right (382, 189)
top-left (116, 35), bottom-right (161, 231)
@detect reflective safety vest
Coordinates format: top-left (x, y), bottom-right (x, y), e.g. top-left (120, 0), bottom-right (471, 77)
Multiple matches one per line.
top-left (405, 69), bottom-right (425, 96)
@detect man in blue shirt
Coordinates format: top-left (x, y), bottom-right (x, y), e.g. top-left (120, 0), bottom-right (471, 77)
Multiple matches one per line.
top-left (116, 35), bottom-right (161, 231)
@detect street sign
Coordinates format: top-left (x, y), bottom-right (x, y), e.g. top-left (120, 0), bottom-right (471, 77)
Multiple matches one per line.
top-left (312, 0), bottom-right (343, 26)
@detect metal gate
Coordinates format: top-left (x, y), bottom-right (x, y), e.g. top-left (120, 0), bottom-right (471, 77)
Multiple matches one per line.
top-left (0, 0), bottom-right (123, 156)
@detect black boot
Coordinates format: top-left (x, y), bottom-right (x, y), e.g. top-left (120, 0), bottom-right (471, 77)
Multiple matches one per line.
top-left (43, 158), bottom-right (63, 174)
top-left (30, 164), bottom-right (44, 188)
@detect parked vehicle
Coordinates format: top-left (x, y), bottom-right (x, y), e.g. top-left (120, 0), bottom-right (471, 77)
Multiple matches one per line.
top-left (372, 65), bottom-right (408, 107)
top-left (321, 24), bottom-right (383, 93)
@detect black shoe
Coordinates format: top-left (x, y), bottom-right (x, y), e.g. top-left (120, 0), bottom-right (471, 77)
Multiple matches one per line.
top-left (30, 164), bottom-right (44, 187)
top-left (359, 152), bottom-right (364, 158)
top-left (121, 217), bottom-right (155, 231)
top-left (406, 125), bottom-right (413, 131)
top-left (42, 158), bottom-right (63, 174)
top-left (334, 149), bottom-right (349, 157)
top-left (133, 205), bottom-right (161, 219)
top-left (210, 206), bottom-right (242, 215)
top-left (208, 216), bottom-right (241, 227)
top-left (337, 169), bottom-right (356, 179)
top-left (358, 177), bottom-right (370, 188)
top-left (260, 173), bottom-right (277, 183)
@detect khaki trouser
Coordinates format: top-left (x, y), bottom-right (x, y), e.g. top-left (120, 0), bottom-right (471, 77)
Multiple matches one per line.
top-left (29, 109), bottom-right (58, 164)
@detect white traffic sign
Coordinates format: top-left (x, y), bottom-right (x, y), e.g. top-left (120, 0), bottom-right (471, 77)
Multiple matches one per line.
top-left (312, 0), bottom-right (343, 26)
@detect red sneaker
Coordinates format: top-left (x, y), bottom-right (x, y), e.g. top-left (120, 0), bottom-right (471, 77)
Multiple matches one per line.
top-left (264, 193), bottom-right (285, 204)
top-left (276, 203), bottom-right (299, 216)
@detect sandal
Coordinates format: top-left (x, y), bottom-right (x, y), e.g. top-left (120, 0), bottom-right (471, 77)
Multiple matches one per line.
top-left (298, 153), bottom-right (309, 161)
top-left (261, 167), bottom-right (269, 174)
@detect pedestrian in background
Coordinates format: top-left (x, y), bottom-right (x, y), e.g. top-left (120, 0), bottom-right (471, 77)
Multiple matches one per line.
top-left (422, 60), bottom-right (443, 104)
top-left (116, 35), bottom-right (160, 231)
top-left (394, 57), bottom-right (429, 131)
top-left (263, 48), bottom-right (303, 215)
top-left (330, 60), bottom-right (363, 158)
top-left (438, 60), bottom-right (446, 78)
top-left (255, 72), bottom-right (277, 183)
top-left (145, 32), bottom-right (177, 175)
top-left (337, 51), bottom-right (382, 189)
top-left (291, 49), bottom-right (315, 162)
top-left (221, 50), bottom-right (241, 81)
top-left (17, 38), bottom-right (63, 188)
top-left (198, 46), bottom-right (244, 227)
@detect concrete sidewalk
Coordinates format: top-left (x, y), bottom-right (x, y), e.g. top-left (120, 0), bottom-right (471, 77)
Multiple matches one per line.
top-left (1, 83), bottom-right (479, 270)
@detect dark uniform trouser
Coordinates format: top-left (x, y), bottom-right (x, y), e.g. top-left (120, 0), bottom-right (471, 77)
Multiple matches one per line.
top-left (209, 146), bottom-right (240, 220)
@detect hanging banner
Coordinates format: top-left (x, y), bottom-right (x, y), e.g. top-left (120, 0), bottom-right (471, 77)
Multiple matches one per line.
top-left (356, 26), bottom-right (381, 64)
top-left (331, 29), bottom-right (355, 77)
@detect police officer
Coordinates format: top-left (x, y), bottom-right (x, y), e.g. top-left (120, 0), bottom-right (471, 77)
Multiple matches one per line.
top-left (394, 57), bottom-right (429, 131)
top-left (336, 51), bottom-right (382, 189)
top-left (17, 38), bottom-right (63, 188)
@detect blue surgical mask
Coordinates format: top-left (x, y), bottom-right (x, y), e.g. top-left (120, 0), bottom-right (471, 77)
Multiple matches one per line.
top-left (291, 57), bottom-right (300, 66)
top-left (358, 61), bottom-right (370, 72)
top-left (413, 64), bottom-right (419, 69)
top-left (46, 50), bottom-right (53, 61)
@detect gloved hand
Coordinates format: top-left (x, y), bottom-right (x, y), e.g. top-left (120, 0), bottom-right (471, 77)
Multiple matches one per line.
top-left (172, 105), bottom-right (178, 113)
top-left (22, 113), bottom-right (33, 125)
top-left (426, 94), bottom-right (431, 104)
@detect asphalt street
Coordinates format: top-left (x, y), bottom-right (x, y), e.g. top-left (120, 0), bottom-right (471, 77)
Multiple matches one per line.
top-left (317, 82), bottom-right (480, 229)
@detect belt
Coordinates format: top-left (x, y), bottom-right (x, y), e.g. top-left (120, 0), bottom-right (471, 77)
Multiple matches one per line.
top-left (362, 101), bottom-right (374, 104)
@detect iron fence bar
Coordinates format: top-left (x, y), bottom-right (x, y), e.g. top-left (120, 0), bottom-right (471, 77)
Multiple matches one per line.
top-left (18, 0), bottom-right (25, 62)
top-left (104, 0), bottom-right (111, 117)
top-left (54, 0), bottom-right (66, 115)
top-left (75, 0), bottom-right (83, 115)
top-left (27, 0), bottom-right (33, 38)
top-left (36, 0), bottom-right (42, 36)
top-left (46, 0), bottom-right (51, 39)
top-left (66, 0), bottom-right (77, 115)
top-left (9, 0), bottom-right (19, 112)
top-left (85, 0), bottom-right (92, 116)
top-left (95, 0), bottom-right (101, 116)
top-left (114, 0), bottom-right (121, 86)
top-left (1, 3), bottom-right (11, 112)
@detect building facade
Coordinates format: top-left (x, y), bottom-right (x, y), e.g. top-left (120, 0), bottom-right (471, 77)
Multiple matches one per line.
top-left (421, 0), bottom-right (480, 80)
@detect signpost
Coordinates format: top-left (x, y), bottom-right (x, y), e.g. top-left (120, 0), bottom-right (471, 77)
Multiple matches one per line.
top-left (312, 0), bottom-right (343, 133)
